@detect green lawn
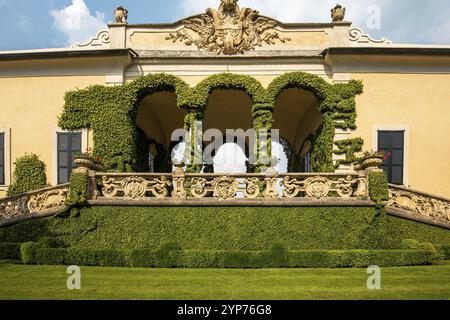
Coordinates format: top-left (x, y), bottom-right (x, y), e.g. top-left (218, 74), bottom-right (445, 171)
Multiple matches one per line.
top-left (1, 261), bottom-right (449, 300)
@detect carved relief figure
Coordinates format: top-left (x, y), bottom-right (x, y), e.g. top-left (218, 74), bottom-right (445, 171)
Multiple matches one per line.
top-left (114, 6), bottom-right (128, 24)
top-left (166, 0), bottom-right (290, 55)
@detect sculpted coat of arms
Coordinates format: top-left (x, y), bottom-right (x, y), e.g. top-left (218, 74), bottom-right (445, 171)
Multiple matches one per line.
top-left (166, 0), bottom-right (291, 55)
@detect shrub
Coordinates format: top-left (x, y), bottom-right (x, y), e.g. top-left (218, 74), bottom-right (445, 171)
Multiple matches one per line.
top-left (154, 241), bottom-right (182, 268)
top-left (0, 243), bottom-right (21, 260)
top-left (66, 172), bottom-right (89, 206)
top-left (401, 239), bottom-right (444, 260)
top-left (7, 154), bottom-right (47, 196)
top-left (18, 244), bottom-right (437, 268)
top-left (21, 242), bottom-right (38, 264)
top-left (368, 171), bottom-right (389, 203)
top-left (2, 206), bottom-right (450, 252)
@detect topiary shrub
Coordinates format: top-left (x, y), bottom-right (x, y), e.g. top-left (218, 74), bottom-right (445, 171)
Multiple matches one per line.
top-left (369, 171), bottom-right (389, 204)
top-left (7, 154), bottom-right (48, 197)
top-left (66, 172), bottom-right (89, 206)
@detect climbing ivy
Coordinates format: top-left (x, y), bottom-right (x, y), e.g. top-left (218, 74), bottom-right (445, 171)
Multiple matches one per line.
top-left (58, 72), bottom-right (363, 173)
top-left (333, 137), bottom-right (364, 169)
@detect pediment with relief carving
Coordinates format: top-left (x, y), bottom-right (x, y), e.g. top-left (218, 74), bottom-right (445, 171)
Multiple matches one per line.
top-left (165, 0), bottom-right (291, 55)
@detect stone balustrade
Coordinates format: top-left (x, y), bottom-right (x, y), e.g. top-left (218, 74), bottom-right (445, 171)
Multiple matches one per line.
top-left (93, 171), bottom-right (368, 201)
top-left (0, 184), bottom-right (69, 226)
top-left (387, 184), bottom-right (450, 228)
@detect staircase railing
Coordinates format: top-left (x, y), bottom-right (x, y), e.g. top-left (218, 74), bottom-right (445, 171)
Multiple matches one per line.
top-left (387, 184), bottom-right (450, 229)
top-left (0, 184), bottom-right (69, 227)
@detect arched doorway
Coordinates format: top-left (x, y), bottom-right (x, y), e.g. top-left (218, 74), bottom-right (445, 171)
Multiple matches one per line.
top-left (202, 89), bottom-right (253, 173)
top-left (136, 91), bottom-right (187, 173)
top-left (272, 88), bottom-right (323, 172)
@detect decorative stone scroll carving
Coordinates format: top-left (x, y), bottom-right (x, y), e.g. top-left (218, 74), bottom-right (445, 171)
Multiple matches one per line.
top-left (282, 175), bottom-right (362, 199)
top-left (387, 187), bottom-right (450, 224)
top-left (349, 27), bottom-right (392, 45)
top-left (101, 176), bottom-right (171, 199)
top-left (0, 185), bottom-right (69, 222)
top-left (166, 0), bottom-right (290, 55)
top-left (71, 30), bottom-right (111, 49)
top-left (28, 188), bottom-right (69, 212)
top-left (190, 176), bottom-right (261, 200)
top-left (94, 173), bottom-right (367, 201)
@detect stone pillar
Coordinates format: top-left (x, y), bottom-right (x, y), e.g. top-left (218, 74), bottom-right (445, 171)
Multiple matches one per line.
top-left (252, 108), bottom-right (274, 171)
top-left (108, 24), bottom-right (127, 49)
top-left (184, 111), bottom-right (204, 172)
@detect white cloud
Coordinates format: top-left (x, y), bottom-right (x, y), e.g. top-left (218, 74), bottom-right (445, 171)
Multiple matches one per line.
top-left (50, 0), bottom-right (106, 46)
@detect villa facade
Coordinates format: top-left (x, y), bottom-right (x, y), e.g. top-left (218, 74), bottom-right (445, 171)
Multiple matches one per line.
top-left (0, 2), bottom-right (450, 202)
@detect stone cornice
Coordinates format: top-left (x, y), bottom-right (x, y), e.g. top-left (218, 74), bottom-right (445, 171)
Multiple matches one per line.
top-left (0, 48), bottom-right (138, 62)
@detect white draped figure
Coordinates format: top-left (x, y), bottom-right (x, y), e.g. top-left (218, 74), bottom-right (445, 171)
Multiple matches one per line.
top-left (270, 141), bottom-right (289, 196)
top-left (213, 143), bottom-right (248, 174)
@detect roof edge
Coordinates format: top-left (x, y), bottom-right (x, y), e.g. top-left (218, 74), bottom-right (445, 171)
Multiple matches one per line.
top-left (0, 48), bottom-right (139, 61)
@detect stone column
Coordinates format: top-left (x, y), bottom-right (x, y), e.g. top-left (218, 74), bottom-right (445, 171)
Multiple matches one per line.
top-left (252, 108), bottom-right (274, 171)
top-left (184, 111), bottom-right (204, 172)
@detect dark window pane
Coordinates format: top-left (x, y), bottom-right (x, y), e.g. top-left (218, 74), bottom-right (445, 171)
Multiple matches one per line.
top-left (58, 168), bottom-right (69, 184)
top-left (58, 151), bottom-right (69, 167)
top-left (392, 132), bottom-right (404, 148)
top-left (71, 133), bottom-right (81, 150)
top-left (378, 133), bottom-right (391, 149)
top-left (58, 134), bottom-right (69, 150)
top-left (391, 150), bottom-right (403, 165)
top-left (391, 166), bottom-right (403, 185)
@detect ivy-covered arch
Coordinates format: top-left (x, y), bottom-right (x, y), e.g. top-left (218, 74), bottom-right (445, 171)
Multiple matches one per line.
top-left (266, 72), bottom-right (364, 172)
top-left (59, 72), bottom-right (364, 173)
top-left (59, 74), bottom-right (190, 172)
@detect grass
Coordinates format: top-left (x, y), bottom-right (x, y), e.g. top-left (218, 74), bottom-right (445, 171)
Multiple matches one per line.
top-left (1, 260), bottom-right (450, 300)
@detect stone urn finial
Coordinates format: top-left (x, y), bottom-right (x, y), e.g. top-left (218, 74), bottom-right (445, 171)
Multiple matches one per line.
top-left (331, 4), bottom-right (346, 22)
top-left (114, 6), bottom-right (128, 24)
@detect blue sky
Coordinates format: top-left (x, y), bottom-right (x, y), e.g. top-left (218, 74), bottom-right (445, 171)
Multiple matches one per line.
top-left (1, 0), bottom-right (449, 51)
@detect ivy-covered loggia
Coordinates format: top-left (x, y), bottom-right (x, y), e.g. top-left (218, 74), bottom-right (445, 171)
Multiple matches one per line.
top-left (58, 71), bottom-right (364, 173)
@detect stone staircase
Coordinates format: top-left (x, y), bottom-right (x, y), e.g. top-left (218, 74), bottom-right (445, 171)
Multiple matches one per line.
top-left (386, 184), bottom-right (450, 229)
top-left (0, 184), bottom-right (69, 227)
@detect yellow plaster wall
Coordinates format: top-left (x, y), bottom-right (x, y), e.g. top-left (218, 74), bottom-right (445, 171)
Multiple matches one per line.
top-left (351, 73), bottom-right (450, 198)
top-left (0, 76), bottom-right (105, 197)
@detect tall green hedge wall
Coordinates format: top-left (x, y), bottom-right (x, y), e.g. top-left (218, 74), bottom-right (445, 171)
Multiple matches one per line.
top-left (1, 206), bottom-right (449, 251)
top-left (58, 72), bottom-right (364, 173)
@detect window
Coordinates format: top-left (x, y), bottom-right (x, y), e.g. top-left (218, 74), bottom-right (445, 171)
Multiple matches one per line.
top-left (57, 132), bottom-right (82, 184)
top-left (304, 149), bottom-right (312, 173)
top-left (378, 131), bottom-right (404, 185)
top-left (0, 132), bottom-right (4, 185)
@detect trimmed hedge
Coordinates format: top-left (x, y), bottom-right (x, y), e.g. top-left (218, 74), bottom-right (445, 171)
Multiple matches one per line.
top-left (66, 172), bottom-right (89, 206)
top-left (19, 242), bottom-right (435, 268)
top-left (0, 243), bottom-right (21, 260)
top-left (369, 171), bottom-right (389, 203)
top-left (2, 206), bottom-right (450, 251)
top-left (7, 153), bottom-right (48, 196)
